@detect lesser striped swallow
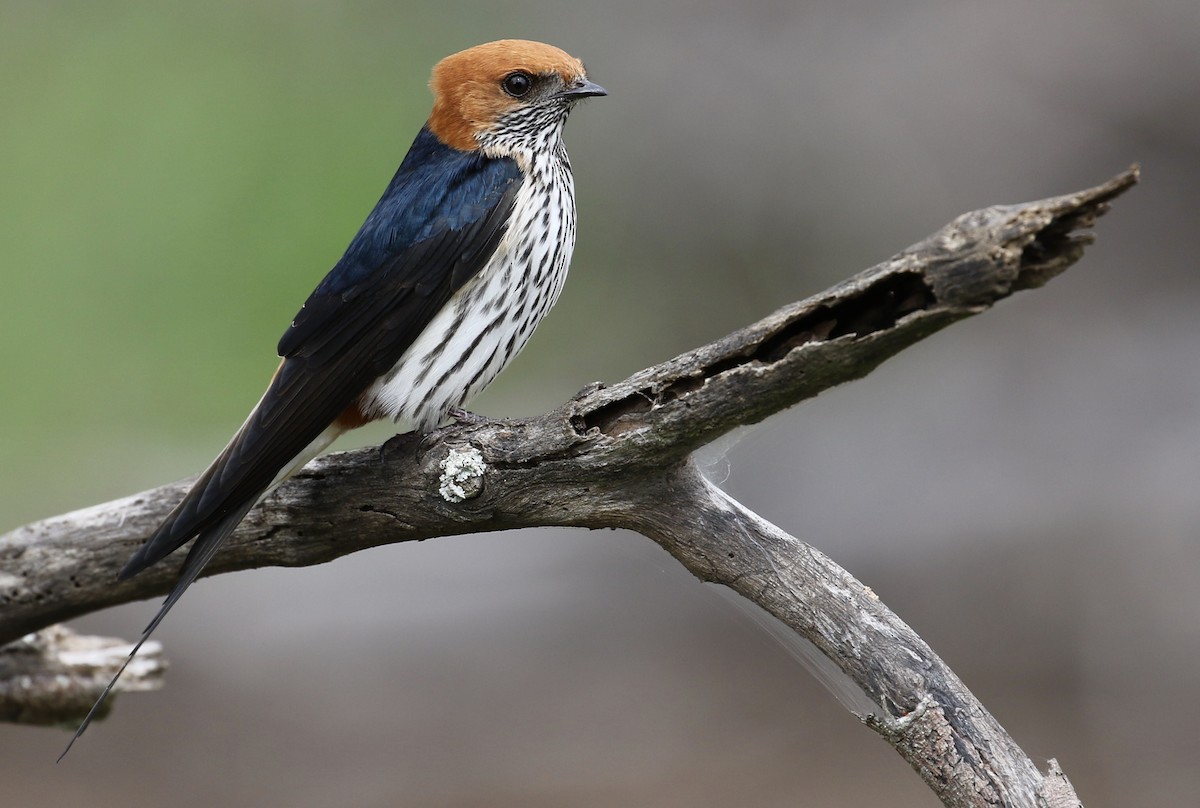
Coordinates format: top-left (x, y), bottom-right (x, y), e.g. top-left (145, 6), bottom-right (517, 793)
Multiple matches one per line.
top-left (61, 39), bottom-right (604, 757)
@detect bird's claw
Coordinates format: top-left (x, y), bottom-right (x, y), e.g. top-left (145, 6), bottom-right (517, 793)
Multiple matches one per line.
top-left (447, 406), bottom-right (488, 425)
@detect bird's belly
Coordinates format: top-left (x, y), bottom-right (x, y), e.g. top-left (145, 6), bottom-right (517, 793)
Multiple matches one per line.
top-left (358, 179), bottom-right (574, 432)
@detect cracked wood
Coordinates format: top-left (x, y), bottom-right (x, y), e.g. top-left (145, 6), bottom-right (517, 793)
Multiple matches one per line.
top-left (0, 167), bottom-right (1137, 808)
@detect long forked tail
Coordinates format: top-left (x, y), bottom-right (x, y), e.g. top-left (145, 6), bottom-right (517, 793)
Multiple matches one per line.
top-left (57, 494), bottom-right (261, 762)
top-left (58, 421), bottom-right (343, 761)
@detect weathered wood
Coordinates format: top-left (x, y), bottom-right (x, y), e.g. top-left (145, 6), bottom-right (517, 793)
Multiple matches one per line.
top-left (0, 626), bottom-right (165, 725)
top-left (0, 167), bottom-right (1137, 806)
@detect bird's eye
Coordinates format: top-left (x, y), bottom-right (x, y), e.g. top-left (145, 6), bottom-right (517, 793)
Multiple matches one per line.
top-left (502, 71), bottom-right (533, 98)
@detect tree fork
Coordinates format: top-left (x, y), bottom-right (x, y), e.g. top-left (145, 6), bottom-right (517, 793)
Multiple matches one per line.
top-left (1, 167), bottom-right (1137, 807)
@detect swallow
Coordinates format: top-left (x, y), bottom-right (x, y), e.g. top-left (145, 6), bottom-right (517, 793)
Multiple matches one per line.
top-left (60, 39), bottom-right (604, 758)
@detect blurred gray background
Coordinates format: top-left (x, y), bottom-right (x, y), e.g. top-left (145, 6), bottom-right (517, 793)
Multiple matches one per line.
top-left (2, 1), bottom-right (1196, 805)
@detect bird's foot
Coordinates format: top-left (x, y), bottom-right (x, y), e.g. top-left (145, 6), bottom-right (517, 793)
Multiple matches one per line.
top-left (447, 406), bottom-right (488, 426)
top-left (416, 408), bottom-right (489, 454)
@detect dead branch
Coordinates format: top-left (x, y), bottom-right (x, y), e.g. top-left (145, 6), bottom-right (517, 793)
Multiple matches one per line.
top-left (0, 167), bottom-right (1137, 807)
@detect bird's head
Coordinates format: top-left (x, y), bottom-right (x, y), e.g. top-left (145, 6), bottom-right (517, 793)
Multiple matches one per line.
top-left (428, 39), bottom-right (605, 156)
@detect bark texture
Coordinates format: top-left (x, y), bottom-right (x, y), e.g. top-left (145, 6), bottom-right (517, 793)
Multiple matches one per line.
top-left (0, 168), bottom-right (1137, 807)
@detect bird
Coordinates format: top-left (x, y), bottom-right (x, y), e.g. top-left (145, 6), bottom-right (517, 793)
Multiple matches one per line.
top-left (59, 39), bottom-right (604, 759)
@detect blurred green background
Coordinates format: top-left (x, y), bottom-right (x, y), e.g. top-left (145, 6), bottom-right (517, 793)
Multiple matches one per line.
top-left (3, 1), bottom-right (1198, 806)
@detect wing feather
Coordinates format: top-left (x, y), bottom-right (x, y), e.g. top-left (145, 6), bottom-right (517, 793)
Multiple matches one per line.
top-left (67, 117), bottom-right (524, 764)
top-left (120, 135), bottom-right (521, 578)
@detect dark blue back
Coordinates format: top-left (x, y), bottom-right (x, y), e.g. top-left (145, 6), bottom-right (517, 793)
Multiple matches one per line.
top-left (319, 126), bottom-right (522, 293)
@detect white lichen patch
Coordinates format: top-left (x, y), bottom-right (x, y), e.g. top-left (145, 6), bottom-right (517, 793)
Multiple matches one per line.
top-left (438, 447), bottom-right (487, 503)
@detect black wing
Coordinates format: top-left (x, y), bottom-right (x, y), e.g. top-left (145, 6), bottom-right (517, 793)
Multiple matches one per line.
top-left (121, 172), bottom-right (521, 577)
top-left (59, 141), bottom-right (521, 759)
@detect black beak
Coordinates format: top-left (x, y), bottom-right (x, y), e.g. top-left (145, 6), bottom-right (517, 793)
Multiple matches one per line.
top-left (557, 79), bottom-right (607, 101)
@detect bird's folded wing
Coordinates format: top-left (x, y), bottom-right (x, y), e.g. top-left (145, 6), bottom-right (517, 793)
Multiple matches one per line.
top-left (121, 171), bottom-right (521, 577)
